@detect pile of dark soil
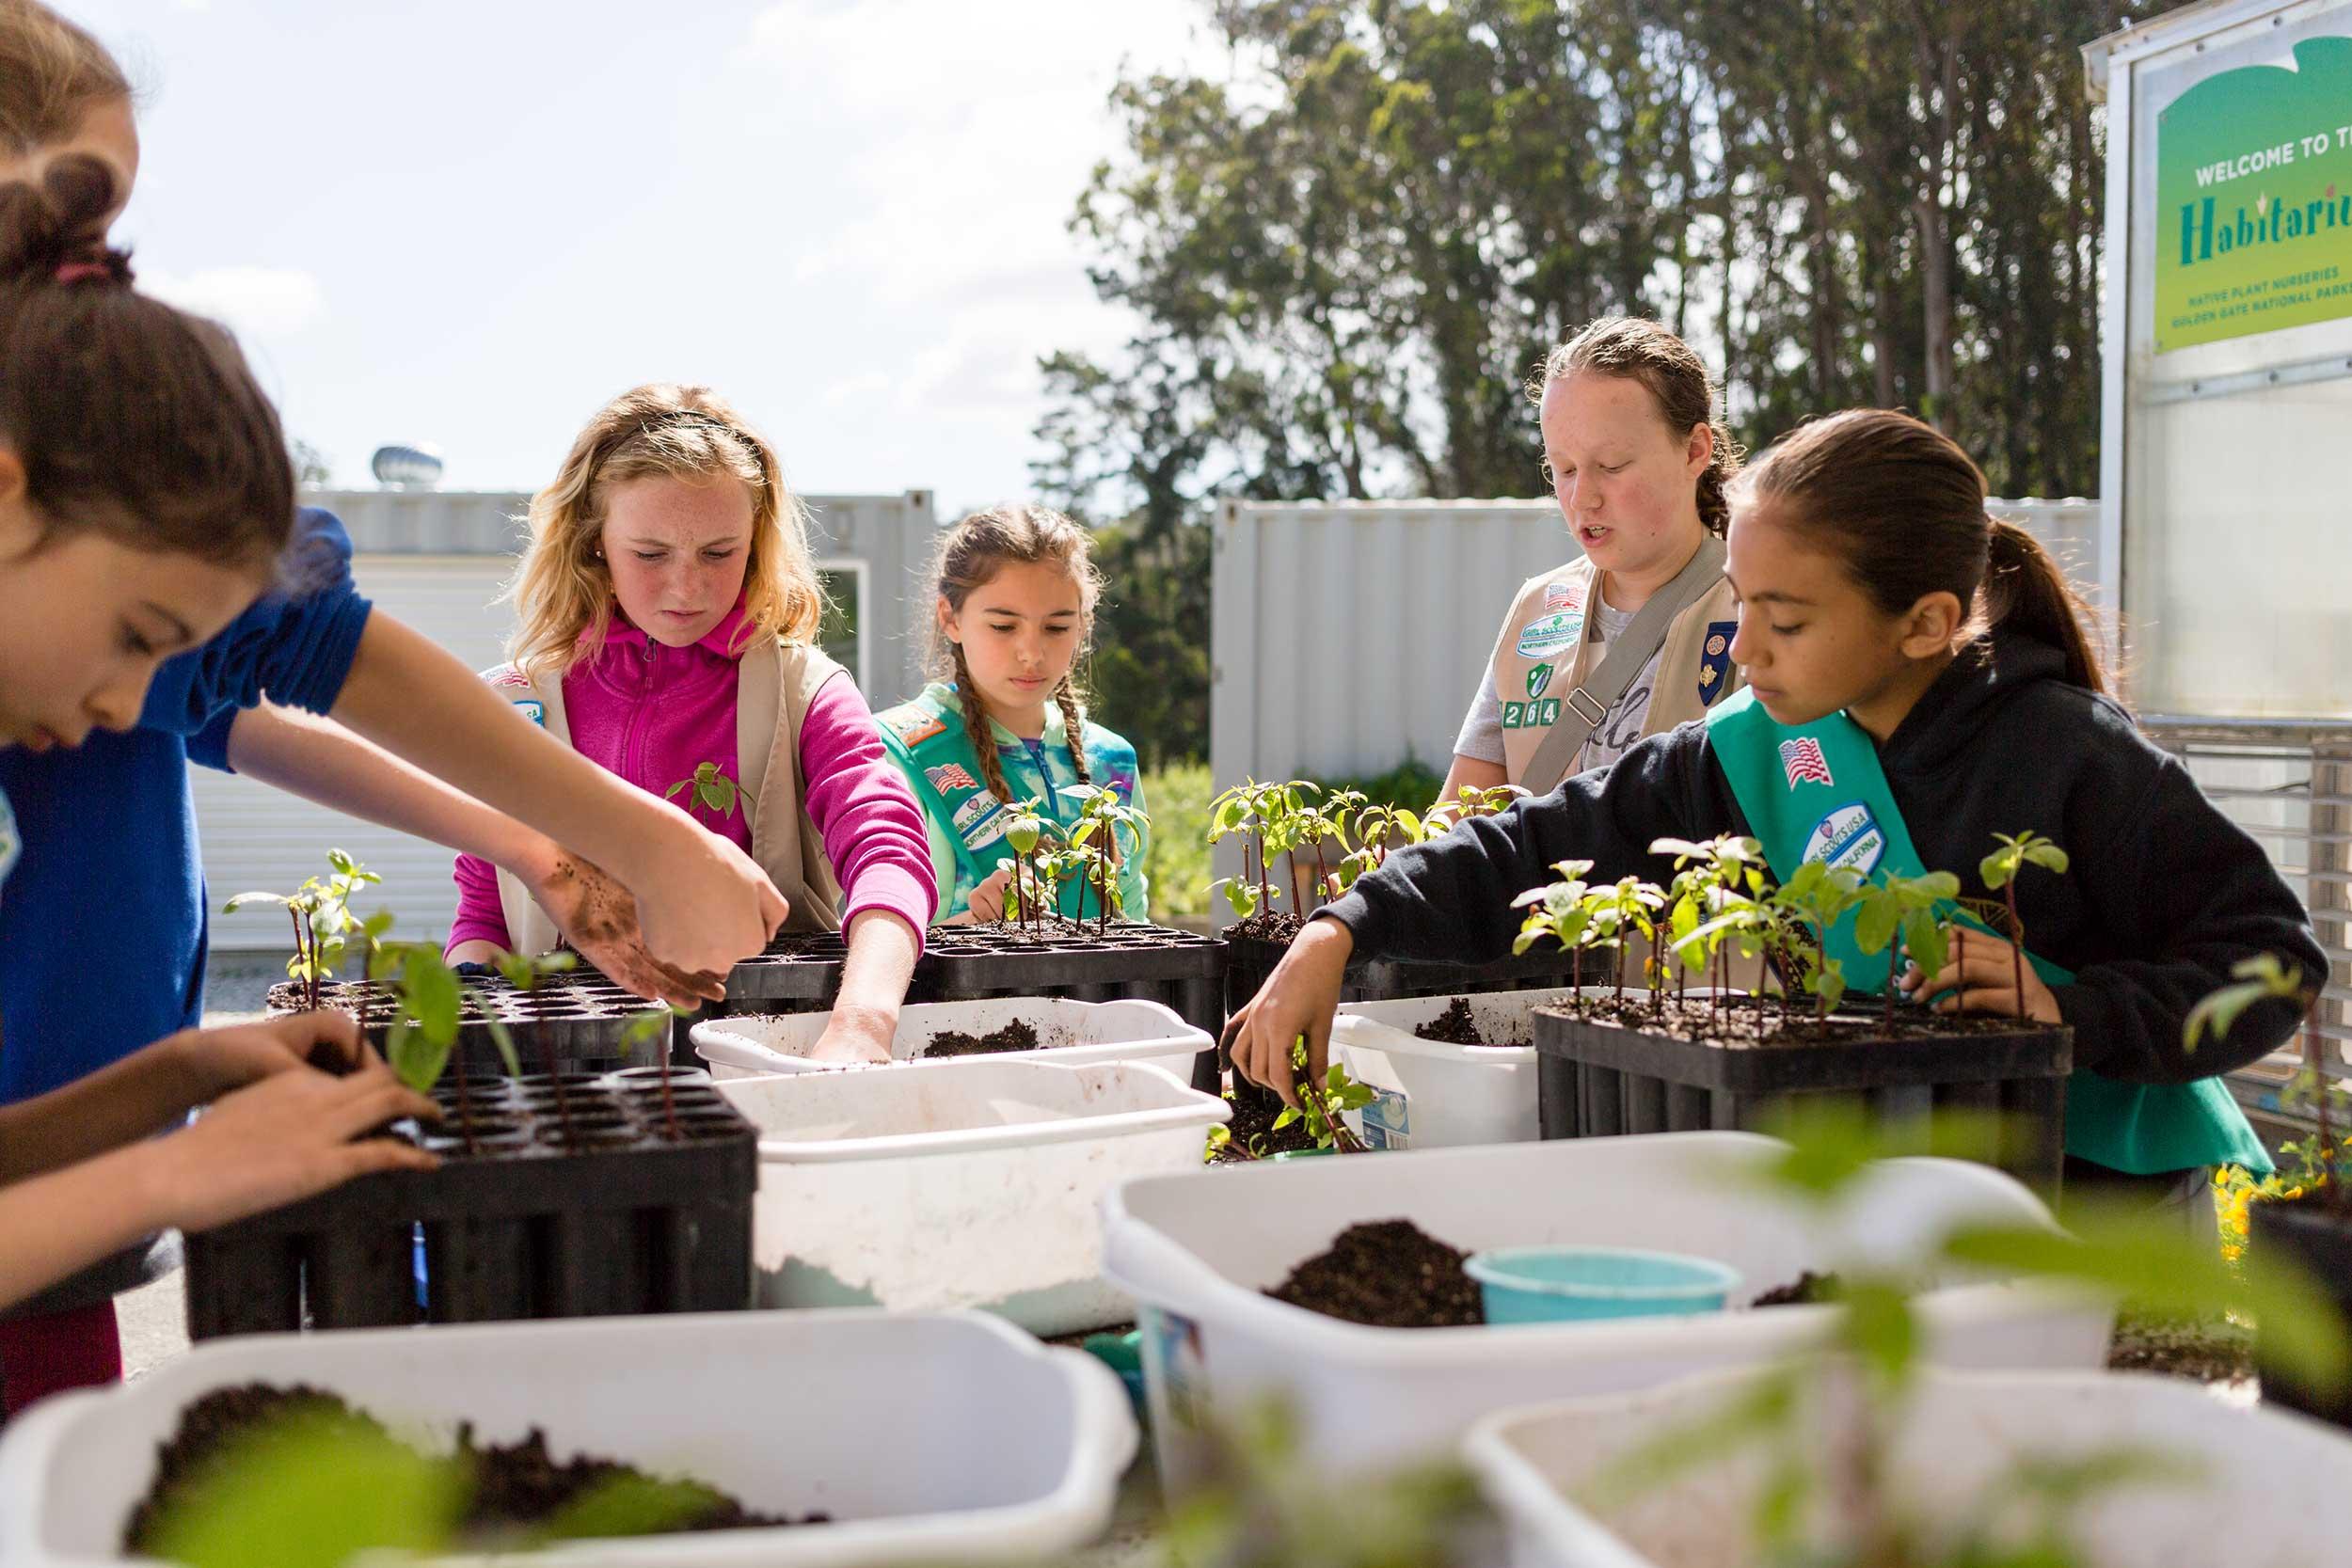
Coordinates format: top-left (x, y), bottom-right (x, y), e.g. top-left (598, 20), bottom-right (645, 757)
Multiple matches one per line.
top-left (1751, 1270), bottom-right (1843, 1307)
top-left (1267, 1218), bottom-right (1486, 1328)
top-left (1209, 1085), bottom-right (1319, 1162)
top-left (1415, 998), bottom-right (1528, 1049)
top-left (921, 1019), bottom-right (1042, 1059)
top-left (1226, 910), bottom-right (1307, 944)
top-left (124, 1384), bottom-right (815, 1555)
top-left (1548, 992), bottom-right (2050, 1049)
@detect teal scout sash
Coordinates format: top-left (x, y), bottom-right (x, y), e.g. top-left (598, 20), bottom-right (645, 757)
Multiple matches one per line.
top-left (1705, 688), bottom-right (2270, 1177)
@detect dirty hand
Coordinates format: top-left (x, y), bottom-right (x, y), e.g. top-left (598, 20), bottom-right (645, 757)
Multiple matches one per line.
top-left (167, 1010), bottom-right (366, 1099)
top-left (630, 819), bottom-right (789, 978)
top-left (1899, 928), bottom-right (2061, 1023)
top-left (964, 863), bottom-right (1017, 925)
top-left (807, 1003), bottom-right (897, 1066)
top-left (152, 1052), bottom-right (442, 1234)
top-left (528, 847), bottom-right (725, 1007)
top-left (1224, 915), bottom-right (1356, 1108)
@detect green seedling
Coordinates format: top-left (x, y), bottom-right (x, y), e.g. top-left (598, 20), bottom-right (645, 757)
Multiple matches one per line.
top-left (2188, 957), bottom-right (2340, 1197)
top-left (1271, 1037), bottom-right (1374, 1153)
top-left (224, 849), bottom-right (386, 1013)
top-left (1070, 784), bottom-right (1148, 931)
top-left (1510, 859), bottom-right (1608, 1006)
top-left (662, 760), bottom-right (739, 826)
top-left (1207, 778), bottom-right (1282, 922)
top-left (367, 937), bottom-right (509, 1151)
top-left (1979, 830), bottom-right (2070, 1021)
top-left (1767, 859), bottom-right (1867, 1018)
top-left (620, 1006), bottom-right (688, 1141)
top-left (1657, 836), bottom-right (1775, 1030)
top-left (490, 948), bottom-right (581, 1137)
top-left (1851, 870), bottom-right (1961, 1027)
top-left (998, 798), bottom-right (1054, 931)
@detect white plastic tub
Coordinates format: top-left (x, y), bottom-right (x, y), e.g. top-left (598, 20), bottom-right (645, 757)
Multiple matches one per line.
top-left (693, 997), bottom-right (1210, 1080)
top-left (1466, 1365), bottom-right (2352, 1568)
top-left (0, 1308), bottom-right (1136, 1568)
top-left (1101, 1132), bottom-right (2112, 1485)
top-left (726, 1057), bottom-right (1228, 1336)
top-left (1330, 987), bottom-right (1569, 1148)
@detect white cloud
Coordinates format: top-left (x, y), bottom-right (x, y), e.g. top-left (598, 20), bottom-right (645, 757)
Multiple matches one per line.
top-left (142, 263), bottom-right (325, 340)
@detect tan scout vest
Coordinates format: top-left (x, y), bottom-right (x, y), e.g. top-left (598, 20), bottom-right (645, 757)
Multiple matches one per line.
top-left (1486, 552), bottom-right (1745, 786)
top-left (491, 638), bottom-right (846, 957)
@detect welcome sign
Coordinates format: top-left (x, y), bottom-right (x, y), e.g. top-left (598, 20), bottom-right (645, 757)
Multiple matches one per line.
top-left (2155, 36), bottom-right (2352, 353)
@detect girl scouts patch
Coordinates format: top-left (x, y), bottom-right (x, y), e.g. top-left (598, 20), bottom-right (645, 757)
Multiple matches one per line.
top-left (513, 698), bottom-right (546, 727)
top-left (889, 711), bottom-right (947, 746)
top-left (1544, 581), bottom-right (1579, 610)
top-left (1696, 620), bottom-right (1737, 705)
top-left (1517, 610), bottom-right (1584, 657)
top-left (1803, 802), bottom-right (1887, 875)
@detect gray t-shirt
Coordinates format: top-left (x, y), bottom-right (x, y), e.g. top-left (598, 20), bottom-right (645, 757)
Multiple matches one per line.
top-left (1454, 593), bottom-right (1662, 773)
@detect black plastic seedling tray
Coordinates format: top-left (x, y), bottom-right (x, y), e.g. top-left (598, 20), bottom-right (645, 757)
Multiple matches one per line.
top-left (2250, 1201), bottom-right (2352, 1428)
top-left (269, 976), bottom-right (672, 1076)
top-left (182, 1069), bottom-right (753, 1338)
top-left (1533, 998), bottom-right (2073, 1192)
top-left (1220, 929), bottom-right (1586, 1016)
top-left (716, 930), bottom-right (852, 1015)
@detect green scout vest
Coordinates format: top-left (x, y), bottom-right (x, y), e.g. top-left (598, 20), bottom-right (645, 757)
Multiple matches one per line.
top-left (1705, 688), bottom-right (2270, 1177)
top-left (875, 683), bottom-right (1150, 923)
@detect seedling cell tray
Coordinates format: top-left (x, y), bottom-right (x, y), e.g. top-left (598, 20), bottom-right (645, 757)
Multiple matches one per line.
top-left (182, 1069), bottom-right (753, 1340)
top-left (267, 975), bottom-right (672, 1076)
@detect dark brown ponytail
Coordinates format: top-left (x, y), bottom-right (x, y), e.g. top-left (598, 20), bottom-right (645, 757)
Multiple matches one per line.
top-left (0, 157), bottom-right (294, 572)
top-left (1740, 409), bottom-right (2106, 693)
top-left (1984, 518), bottom-right (2105, 693)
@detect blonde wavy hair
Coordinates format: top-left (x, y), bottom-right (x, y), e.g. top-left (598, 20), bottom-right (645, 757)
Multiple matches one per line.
top-left (508, 383), bottom-right (825, 676)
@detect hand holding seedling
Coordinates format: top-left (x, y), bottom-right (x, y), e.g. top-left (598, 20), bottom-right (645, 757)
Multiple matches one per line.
top-left (1222, 916), bottom-right (1356, 1107)
top-left (960, 862), bottom-right (1018, 924)
top-left (1899, 930), bottom-right (2061, 1022)
top-left (158, 1053), bottom-right (441, 1234)
top-left (167, 1011), bottom-right (370, 1099)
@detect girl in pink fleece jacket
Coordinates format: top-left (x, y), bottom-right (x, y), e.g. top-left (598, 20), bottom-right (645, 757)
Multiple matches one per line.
top-left (447, 384), bottom-right (936, 1064)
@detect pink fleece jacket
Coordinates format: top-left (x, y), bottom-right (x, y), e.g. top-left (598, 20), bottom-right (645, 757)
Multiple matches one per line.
top-left (448, 605), bottom-right (935, 954)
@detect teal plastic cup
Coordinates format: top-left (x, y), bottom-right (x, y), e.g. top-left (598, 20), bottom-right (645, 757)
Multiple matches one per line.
top-left (1465, 1245), bottom-right (1741, 1324)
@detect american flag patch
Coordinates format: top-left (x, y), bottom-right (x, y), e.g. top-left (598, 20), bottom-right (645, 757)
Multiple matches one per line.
top-left (1544, 581), bottom-right (1578, 610)
top-left (1778, 736), bottom-right (1834, 789)
top-left (927, 763), bottom-right (980, 794)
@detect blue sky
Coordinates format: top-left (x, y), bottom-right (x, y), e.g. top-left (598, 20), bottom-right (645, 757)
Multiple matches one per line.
top-left (71, 0), bottom-right (1220, 514)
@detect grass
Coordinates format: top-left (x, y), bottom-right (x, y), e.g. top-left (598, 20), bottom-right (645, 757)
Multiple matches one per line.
top-left (1138, 756), bottom-right (1444, 925)
top-left (1141, 762), bottom-right (1214, 922)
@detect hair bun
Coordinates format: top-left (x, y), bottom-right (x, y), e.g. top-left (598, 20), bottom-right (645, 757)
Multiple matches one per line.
top-left (0, 151), bottom-right (130, 286)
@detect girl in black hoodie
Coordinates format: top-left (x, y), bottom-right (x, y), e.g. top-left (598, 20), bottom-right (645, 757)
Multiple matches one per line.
top-left (1230, 409), bottom-right (2318, 1205)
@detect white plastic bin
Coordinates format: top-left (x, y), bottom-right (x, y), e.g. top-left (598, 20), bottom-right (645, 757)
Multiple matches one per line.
top-left (1101, 1132), bottom-right (2112, 1486)
top-left (693, 997), bottom-right (1210, 1080)
top-left (726, 1057), bottom-right (1228, 1337)
top-left (1330, 987), bottom-right (1571, 1148)
top-left (0, 1308), bottom-right (1136, 1568)
top-left (1465, 1365), bottom-right (2352, 1568)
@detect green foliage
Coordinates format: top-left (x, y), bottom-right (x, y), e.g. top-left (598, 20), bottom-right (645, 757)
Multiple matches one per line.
top-left (2184, 953), bottom-right (2309, 1055)
top-left (223, 849), bottom-right (387, 1008)
top-left (367, 940), bottom-right (481, 1091)
top-left (1141, 763), bottom-right (1213, 921)
top-left (1309, 755), bottom-right (1446, 817)
top-left (662, 760), bottom-right (739, 822)
top-left (1270, 1037), bottom-right (1375, 1152)
top-left (1851, 870), bottom-right (1962, 998)
top-left (1979, 830), bottom-right (2069, 891)
top-left (1768, 860), bottom-right (1868, 1016)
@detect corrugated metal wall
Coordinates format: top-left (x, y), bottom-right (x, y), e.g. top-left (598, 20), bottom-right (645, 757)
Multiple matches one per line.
top-left (1209, 496), bottom-right (2099, 879)
top-left (200, 488), bottom-right (937, 949)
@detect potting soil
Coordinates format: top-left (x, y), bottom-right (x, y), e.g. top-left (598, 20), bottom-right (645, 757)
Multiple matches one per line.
top-left (1267, 1218), bottom-right (1486, 1328)
top-left (123, 1384), bottom-right (818, 1554)
top-left (1210, 1085), bottom-right (1319, 1162)
top-left (1414, 997), bottom-right (1528, 1049)
top-left (919, 1019), bottom-right (1043, 1059)
top-left (2106, 1307), bottom-right (2255, 1386)
top-left (1751, 1270), bottom-right (1843, 1307)
top-left (1547, 992), bottom-right (2053, 1049)
top-left (1225, 910), bottom-right (1306, 944)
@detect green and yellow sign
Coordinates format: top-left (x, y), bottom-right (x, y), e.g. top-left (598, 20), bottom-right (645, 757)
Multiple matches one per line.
top-left (2155, 36), bottom-right (2352, 353)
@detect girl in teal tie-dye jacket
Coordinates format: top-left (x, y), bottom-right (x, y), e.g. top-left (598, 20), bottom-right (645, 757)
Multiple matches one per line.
top-left (876, 506), bottom-right (1150, 923)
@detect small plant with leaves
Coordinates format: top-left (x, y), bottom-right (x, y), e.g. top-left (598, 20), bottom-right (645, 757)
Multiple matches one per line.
top-left (486, 948), bottom-right (582, 1138)
top-left (1350, 800), bottom-right (1428, 869)
top-left (1851, 869), bottom-right (1960, 1027)
top-left (620, 1006), bottom-right (688, 1140)
top-left (1978, 830), bottom-right (2070, 1020)
top-left (1512, 858), bottom-right (1601, 1005)
top-left (367, 938), bottom-right (517, 1154)
top-left (662, 760), bottom-right (739, 828)
top-left (995, 798), bottom-right (1055, 931)
top-left (1767, 860), bottom-right (1867, 1018)
top-left (1273, 1036), bottom-right (1374, 1153)
top-left (1656, 835), bottom-right (1774, 1029)
top-left (225, 849), bottom-right (387, 1013)
top-left (1068, 783), bottom-right (1148, 931)
top-left (1207, 778), bottom-right (1281, 922)
top-left (2188, 955), bottom-right (2342, 1200)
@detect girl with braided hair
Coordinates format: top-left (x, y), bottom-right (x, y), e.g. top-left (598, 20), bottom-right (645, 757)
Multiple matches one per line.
top-left (877, 506), bottom-right (1151, 924)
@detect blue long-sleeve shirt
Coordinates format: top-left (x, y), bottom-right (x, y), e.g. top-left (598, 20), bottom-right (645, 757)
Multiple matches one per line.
top-left (0, 509), bottom-right (373, 1103)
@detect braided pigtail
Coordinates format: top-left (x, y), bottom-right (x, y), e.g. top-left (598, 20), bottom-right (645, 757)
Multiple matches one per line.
top-left (951, 641), bottom-right (1015, 807)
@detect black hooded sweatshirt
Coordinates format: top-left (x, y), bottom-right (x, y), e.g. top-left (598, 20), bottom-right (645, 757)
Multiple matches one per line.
top-left (1325, 631), bottom-right (2323, 1085)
